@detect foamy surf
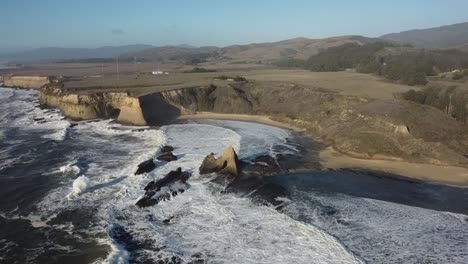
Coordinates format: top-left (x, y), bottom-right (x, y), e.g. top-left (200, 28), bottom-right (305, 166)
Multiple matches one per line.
top-left (60, 163), bottom-right (81, 176)
top-left (66, 175), bottom-right (90, 198)
top-left (0, 87), bottom-right (70, 141)
top-left (29, 120), bottom-right (361, 263)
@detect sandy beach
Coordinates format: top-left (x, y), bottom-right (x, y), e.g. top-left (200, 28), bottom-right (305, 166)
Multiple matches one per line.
top-left (179, 112), bottom-right (468, 187)
top-left (320, 147), bottom-right (468, 187)
top-left (178, 112), bottom-right (306, 132)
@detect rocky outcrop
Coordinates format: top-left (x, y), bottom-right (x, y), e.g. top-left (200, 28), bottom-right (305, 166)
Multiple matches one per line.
top-left (200, 147), bottom-right (288, 206)
top-left (157, 151), bottom-right (177, 162)
top-left (135, 159), bottom-right (156, 175)
top-left (161, 145), bottom-right (174, 153)
top-left (3, 75), bottom-right (50, 89)
top-left (199, 146), bottom-right (240, 176)
top-left (136, 168), bottom-right (190, 208)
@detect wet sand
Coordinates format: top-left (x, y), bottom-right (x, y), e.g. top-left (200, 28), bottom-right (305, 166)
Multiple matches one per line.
top-left (178, 112), bottom-right (306, 132)
top-left (320, 147), bottom-right (468, 187)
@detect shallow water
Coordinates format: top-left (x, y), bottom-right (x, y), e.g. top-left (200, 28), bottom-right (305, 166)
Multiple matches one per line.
top-left (0, 87), bottom-right (467, 264)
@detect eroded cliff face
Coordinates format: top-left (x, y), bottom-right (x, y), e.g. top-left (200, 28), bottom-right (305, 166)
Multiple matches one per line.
top-left (3, 75), bottom-right (50, 89)
top-left (157, 83), bottom-right (468, 167)
top-left (38, 83), bottom-right (147, 125)
top-left (37, 81), bottom-right (468, 168)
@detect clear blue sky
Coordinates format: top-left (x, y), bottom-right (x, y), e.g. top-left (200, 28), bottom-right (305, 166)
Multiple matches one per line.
top-left (2, 0), bottom-right (468, 51)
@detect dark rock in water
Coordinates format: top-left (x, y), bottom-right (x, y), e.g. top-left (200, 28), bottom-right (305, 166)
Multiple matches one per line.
top-left (136, 167), bottom-right (191, 208)
top-left (163, 216), bottom-right (174, 224)
top-left (223, 173), bottom-right (287, 207)
top-left (253, 155), bottom-right (276, 164)
top-left (157, 151), bottom-right (177, 162)
top-left (240, 154), bottom-right (284, 177)
top-left (135, 159), bottom-right (156, 175)
top-left (199, 146), bottom-right (240, 176)
top-left (70, 123), bottom-right (79, 128)
top-left (161, 145), bottom-right (174, 153)
top-left (204, 151), bottom-right (290, 208)
top-left (155, 256), bottom-right (182, 264)
top-left (132, 128), bottom-right (146, 132)
top-left (33, 117), bottom-right (47, 123)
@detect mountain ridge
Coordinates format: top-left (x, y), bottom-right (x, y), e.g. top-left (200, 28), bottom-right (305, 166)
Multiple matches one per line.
top-left (380, 21), bottom-right (468, 49)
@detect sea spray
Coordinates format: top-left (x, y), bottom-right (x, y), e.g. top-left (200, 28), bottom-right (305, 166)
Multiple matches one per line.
top-left (59, 163), bottom-right (81, 176)
top-left (67, 175), bottom-right (90, 198)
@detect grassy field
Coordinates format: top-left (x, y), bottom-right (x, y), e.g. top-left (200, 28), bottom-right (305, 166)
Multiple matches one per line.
top-left (4, 62), bottom-right (422, 99)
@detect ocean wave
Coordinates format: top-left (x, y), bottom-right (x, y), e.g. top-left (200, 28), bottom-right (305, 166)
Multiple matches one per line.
top-left (0, 87), bottom-right (71, 141)
top-left (30, 120), bottom-right (360, 263)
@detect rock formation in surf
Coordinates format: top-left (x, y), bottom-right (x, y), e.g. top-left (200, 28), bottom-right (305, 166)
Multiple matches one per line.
top-left (136, 167), bottom-right (190, 208)
top-left (199, 146), bottom-right (240, 176)
top-left (200, 147), bottom-right (288, 207)
top-left (135, 159), bottom-right (156, 175)
top-left (157, 151), bottom-right (177, 162)
top-left (161, 145), bottom-right (174, 153)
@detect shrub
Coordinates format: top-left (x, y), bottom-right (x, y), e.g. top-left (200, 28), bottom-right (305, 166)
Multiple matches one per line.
top-left (183, 67), bottom-right (217, 73)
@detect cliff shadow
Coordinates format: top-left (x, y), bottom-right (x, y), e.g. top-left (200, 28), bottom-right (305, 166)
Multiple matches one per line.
top-left (138, 93), bottom-right (182, 125)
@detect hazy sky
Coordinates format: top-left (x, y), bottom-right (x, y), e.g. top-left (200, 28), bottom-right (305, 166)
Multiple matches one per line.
top-left (2, 0), bottom-right (468, 51)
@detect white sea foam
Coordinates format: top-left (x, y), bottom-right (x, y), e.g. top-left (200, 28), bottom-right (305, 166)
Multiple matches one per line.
top-left (282, 190), bottom-right (468, 264)
top-left (101, 239), bottom-right (130, 264)
top-left (59, 163), bottom-right (81, 176)
top-left (33, 120), bottom-right (361, 263)
top-left (0, 87), bottom-right (70, 141)
top-left (67, 175), bottom-right (90, 198)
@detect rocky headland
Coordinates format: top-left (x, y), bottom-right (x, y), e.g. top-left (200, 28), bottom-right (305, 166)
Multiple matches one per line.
top-left (2, 75), bottom-right (51, 89)
top-left (5, 76), bottom-right (468, 185)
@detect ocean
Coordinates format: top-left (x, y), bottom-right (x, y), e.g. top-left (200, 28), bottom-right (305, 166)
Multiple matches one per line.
top-left (0, 87), bottom-right (467, 264)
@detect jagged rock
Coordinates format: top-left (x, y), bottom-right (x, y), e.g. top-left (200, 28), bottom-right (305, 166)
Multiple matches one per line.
top-left (157, 151), bottom-right (177, 162)
top-left (206, 152), bottom-right (289, 208)
top-left (199, 146), bottom-right (240, 176)
top-left (135, 159), bottom-right (156, 175)
top-left (161, 145), bottom-right (174, 153)
top-left (136, 168), bottom-right (190, 208)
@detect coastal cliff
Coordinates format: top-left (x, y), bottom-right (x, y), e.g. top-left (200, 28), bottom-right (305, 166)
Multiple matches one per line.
top-left (2, 75), bottom-right (50, 89)
top-left (38, 83), bottom-right (146, 125)
top-left (36, 81), bottom-right (468, 168)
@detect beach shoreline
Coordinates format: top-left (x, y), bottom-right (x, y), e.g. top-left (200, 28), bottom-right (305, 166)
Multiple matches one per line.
top-left (179, 112), bottom-right (468, 187)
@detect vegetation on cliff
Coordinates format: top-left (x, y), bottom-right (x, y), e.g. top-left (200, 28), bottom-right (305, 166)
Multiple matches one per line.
top-left (401, 86), bottom-right (468, 123)
top-left (183, 67), bottom-right (217, 73)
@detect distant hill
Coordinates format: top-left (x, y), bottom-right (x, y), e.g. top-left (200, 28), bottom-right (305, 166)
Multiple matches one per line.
top-left (0, 44), bottom-right (154, 63)
top-left (126, 35), bottom-right (378, 63)
top-left (122, 46), bottom-right (219, 64)
top-left (380, 21), bottom-right (468, 49)
top-left (220, 35), bottom-right (377, 61)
